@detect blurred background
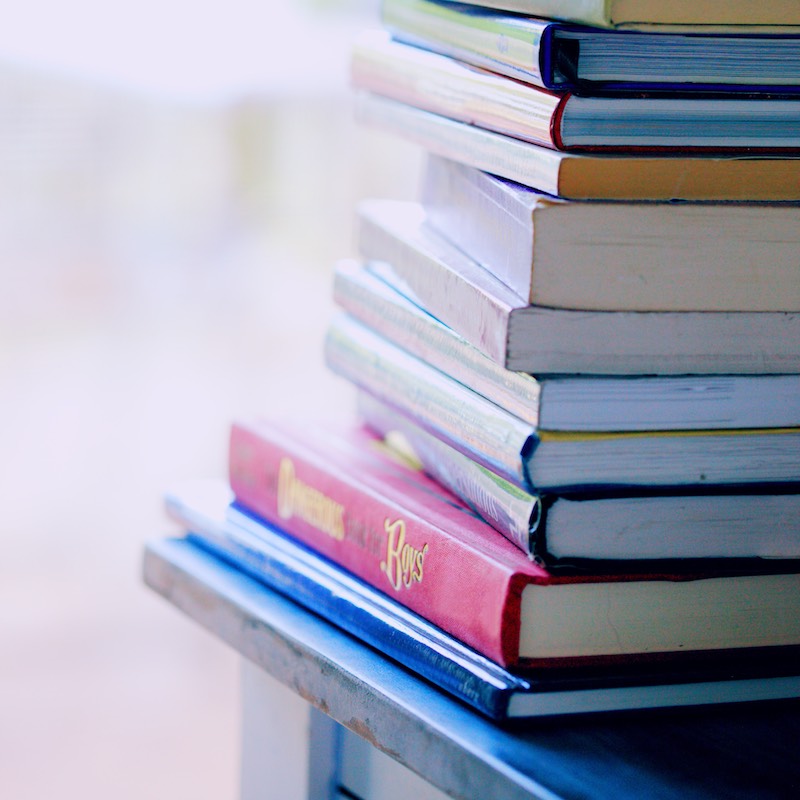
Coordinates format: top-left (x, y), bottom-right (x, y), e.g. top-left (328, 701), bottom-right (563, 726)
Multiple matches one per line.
top-left (0, 1), bottom-right (421, 797)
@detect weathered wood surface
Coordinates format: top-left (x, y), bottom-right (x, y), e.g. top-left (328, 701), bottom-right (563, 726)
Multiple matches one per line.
top-left (143, 537), bottom-right (800, 800)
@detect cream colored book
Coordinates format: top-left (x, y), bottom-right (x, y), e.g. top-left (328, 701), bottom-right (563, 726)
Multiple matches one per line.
top-left (356, 198), bottom-right (800, 374)
top-left (444, 0), bottom-right (800, 30)
top-left (333, 259), bottom-right (800, 430)
top-left (420, 156), bottom-right (800, 311)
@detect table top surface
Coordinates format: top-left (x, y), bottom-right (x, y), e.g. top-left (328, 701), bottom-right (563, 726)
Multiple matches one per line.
top-left (143, 536), bottom-right (800, 800)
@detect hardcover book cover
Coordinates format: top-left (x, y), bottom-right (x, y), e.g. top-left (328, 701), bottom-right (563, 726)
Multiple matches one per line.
top-left (228, 417), bottom-right (800, 667)
top-left (352, 32), bottom-right (800, 151)
top-left (157, 487), bottom-right (800, 719)
top-left (358, 391), bottom-right (800, 565)
top-left (356, 92), bottom-right (800, 201)
top-left (382, 0), bottom-right (800, 90)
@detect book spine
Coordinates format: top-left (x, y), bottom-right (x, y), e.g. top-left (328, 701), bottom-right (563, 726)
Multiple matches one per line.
top-left (351, 33), bottom-right (561, 150)
top-left (354, 92), bottom-right (567, 198)
top-left (355, 93), bottom-right (800, 201)
top-left (358, 391), bottom-right (541, 557)
top-left (357, 199), bottom-right (519, 365)
top-left (332, 259), bottom-right (544, 425)
top-left (228, 421), bottom-right (524, 666)
top-left (549, 91), bottom-right (570, 151)
top-left (424, 157), bottom-right (800, 315)
top-left (324, 313), bottom-right (534, 489)
top-left (382, 0), bottom-right (553, 88)
top-left (179, 520), bottom-right (524, 719)
top-left (420, 156), bottom-right (539, 303)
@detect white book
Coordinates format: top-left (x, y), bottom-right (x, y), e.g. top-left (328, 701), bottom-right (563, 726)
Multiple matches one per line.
top-left (421, 156), bottom-right (800, 312)
top-left (333, 260), bottom-right (800, 431)
top-left (325, 312), bottom-right (800, 493)
top-left (360, 391), bottom-right (800, 564)
top-left (357, 198), bottom-right (800, 374)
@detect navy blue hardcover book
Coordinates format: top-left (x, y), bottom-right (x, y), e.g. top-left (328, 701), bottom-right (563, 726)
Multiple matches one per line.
top-left (383, 0), bottom-right (800, 93)
top-left (164, 479), bottom-right (800, 720)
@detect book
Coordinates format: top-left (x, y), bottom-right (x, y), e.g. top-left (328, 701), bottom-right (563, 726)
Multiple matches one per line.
top-left (333, 260), bottom-right (800, 431)
top-left (382, 0), bottom-right (800, 91)
top-left (325, 312), bottom-right (800, 492)
top-left (355, 92), bottom-right (800, 200)
top-left (228, 417), bottom-right (800, 667)
top-left (420, 156), bottom-right (800, 312)
top-left (358, 391), bottom-right (800, 564)
top-left (162, 479), bottom-right (532, 719)
top-left (432, 0), bottom-right (800, 30)
top-left (158, 486), bottom-right (800, 719)
top-left (352, 32), bottom-right (800, 151)
top-left (357, 198), bottom-right (800, 374)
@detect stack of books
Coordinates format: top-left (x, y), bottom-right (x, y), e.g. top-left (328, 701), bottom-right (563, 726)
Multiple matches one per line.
top-left (166, 0), bottom-right (800, 721)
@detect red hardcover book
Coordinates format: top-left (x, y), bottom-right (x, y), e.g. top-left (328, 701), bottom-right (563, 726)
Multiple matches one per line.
top-left (229, 418), bottom-right (800, 668)
top-left (351, 32), bottom-right (800, 153)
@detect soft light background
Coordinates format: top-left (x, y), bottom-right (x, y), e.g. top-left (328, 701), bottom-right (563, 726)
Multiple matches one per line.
top-left (0, 2), bottom-right (421, 797)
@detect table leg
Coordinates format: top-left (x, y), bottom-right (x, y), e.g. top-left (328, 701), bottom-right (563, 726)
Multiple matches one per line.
top-left (240, 657), bottom-right (340, 800)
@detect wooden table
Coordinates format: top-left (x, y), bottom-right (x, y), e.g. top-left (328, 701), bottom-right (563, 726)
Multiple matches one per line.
top-left (143, 537), bottom-right (800, 800)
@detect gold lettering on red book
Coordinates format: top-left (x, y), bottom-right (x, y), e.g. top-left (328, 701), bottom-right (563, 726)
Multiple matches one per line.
top-left (277, 457), bottom-right (345, 541)
top-left (380, 518), bottom-right (428, 591)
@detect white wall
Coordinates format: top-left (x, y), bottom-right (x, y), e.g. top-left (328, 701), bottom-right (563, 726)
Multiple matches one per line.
top-left (0, 3), bottom-right (421, 798)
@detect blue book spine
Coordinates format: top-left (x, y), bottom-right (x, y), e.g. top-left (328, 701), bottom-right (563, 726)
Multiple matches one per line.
top-left (384, 0), bottom-right (800, 94)
top-left (165, 486), bottom-right (531, 720)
